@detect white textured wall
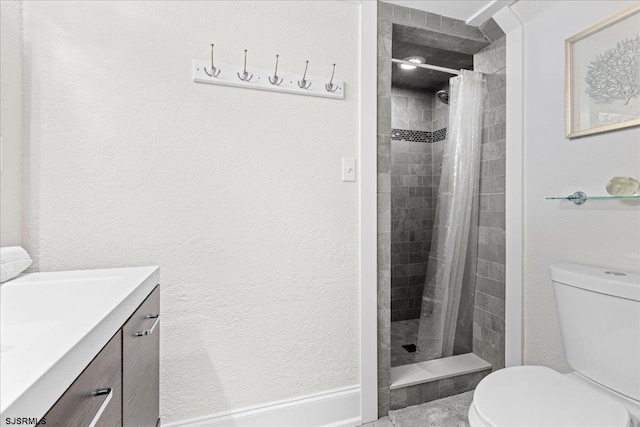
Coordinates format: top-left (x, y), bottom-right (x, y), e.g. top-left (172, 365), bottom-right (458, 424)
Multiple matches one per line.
top-left (22, 1), bottom-right (360, 422)
top-left (0, 0), bottom-right (23, 246)
top-left (522, 1), bottom-right (640, 372)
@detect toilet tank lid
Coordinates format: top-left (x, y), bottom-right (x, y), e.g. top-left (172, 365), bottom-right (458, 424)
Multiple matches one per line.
top-left (550, 262), bottom-right (640, 301)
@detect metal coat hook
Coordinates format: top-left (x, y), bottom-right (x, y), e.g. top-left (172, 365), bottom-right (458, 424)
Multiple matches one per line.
top-left (237, 49), bottom-right (253, 82)
top-left (297, 61), bottom-right (312, 89)
top-left (204, 44), bottom-right (221, 77)
top-left (268, 55), bottom-right (283, 86)
top-left (325, 64), bottom-right (339, 92)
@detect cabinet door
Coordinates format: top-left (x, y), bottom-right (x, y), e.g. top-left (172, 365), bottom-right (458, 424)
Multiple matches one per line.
top-left (123, 285), bottom-right (160, 427)
top-left (42, 331), bottom-right (122, 427)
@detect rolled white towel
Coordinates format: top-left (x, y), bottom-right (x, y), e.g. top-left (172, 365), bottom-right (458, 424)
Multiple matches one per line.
top-left (0, 246), bottom-right (33, 283)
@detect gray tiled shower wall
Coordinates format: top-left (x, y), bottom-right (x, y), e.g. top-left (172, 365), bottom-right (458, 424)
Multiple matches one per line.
top-left (472, 36), bottom-right (507, 371)
top-left (388, 85), bottom-right (452, 323)
top-left (391, 86), bottom-right (432, 132)
top-left (390, 139), bottom-right (433, 321)
top-left (390, 87), bottom-right (435, 322)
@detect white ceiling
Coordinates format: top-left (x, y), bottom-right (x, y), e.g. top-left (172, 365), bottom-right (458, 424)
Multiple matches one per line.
top-left (382, 0), bottom-right (514, 25)
top-left (510, 0), bottom-right (557, 23)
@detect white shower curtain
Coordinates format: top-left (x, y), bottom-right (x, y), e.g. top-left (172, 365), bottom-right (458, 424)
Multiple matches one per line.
top-left (417, 70), bottom-right (485, 360)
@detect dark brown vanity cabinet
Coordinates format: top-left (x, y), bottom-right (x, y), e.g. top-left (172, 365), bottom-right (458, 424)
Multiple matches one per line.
top-left (42, 285), bottom-right (160, 427)
top-left (123, 286), bottom-right (160, 427)
top-left (43, 331), bottom-right (122, 427)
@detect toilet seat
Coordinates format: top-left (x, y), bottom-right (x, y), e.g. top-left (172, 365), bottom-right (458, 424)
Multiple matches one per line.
top-left (471, 366), bottom-right (630, 427)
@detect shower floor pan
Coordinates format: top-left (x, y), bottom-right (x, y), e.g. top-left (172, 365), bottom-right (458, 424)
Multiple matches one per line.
top-left (390, 353), bottom-right (491, 390)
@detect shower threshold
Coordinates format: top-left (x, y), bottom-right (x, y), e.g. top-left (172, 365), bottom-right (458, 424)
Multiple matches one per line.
top-left (390, 353), bottom-right (491, 390)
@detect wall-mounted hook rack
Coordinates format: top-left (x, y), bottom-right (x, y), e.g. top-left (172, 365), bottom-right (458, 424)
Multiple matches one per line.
top-left (297, 61), bottom-right (312, 89)
top-left (268, 55), bottom-right (283, 86)
top-left (325, 64), bottom-right (339, 93)
top-left (237, 49), bottom-right (253, 82)
top-left (204, 44), bottom-right (221, 77)
top-left (192, 52), bottom-right (344, 100)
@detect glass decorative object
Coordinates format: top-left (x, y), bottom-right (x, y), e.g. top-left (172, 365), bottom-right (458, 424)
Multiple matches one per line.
top-left (606, 177), bottom-right (640, 196)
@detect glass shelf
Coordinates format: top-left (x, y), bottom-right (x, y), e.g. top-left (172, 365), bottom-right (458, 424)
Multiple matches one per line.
top-left (546, 191), bottom-right (640, 205)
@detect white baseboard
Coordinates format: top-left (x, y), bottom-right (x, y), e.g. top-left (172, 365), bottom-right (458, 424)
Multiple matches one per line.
top-left (162, 385), bottom-right (361, 427)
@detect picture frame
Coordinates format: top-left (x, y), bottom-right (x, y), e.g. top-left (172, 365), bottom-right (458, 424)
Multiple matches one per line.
top-left (565, 4), bottom-right (640, 139)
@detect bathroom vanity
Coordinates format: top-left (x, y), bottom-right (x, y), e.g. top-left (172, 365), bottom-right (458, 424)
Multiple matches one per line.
top-left (0, 267), bottom-right (160, 427)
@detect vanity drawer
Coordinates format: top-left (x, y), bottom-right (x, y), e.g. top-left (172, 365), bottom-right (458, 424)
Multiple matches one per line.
top-left (123, 285), bottom-right (160, 427)
top-left (42, 331), bottom-right (122, 427)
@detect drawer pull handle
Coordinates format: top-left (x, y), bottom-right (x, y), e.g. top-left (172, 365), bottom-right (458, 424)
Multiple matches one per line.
top-left (135, 314), bottom-right (160, 336)
top-left (88, 388), bottom-right (113, 427)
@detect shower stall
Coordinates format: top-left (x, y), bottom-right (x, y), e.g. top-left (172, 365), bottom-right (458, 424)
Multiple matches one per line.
top-left (378, 4), bottom-right (507, 414)
top-left (390, 67), bottom-right (485, 367)
top-left (388, 24), bottom-right (487, 368)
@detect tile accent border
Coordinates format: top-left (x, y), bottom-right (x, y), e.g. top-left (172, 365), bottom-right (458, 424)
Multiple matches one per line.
top-left (432, 128), bottom-right (447, 142)
top-left (391, 128), bottom-right (448, 143)
top-left (391, 129), bottom-right (432, 143)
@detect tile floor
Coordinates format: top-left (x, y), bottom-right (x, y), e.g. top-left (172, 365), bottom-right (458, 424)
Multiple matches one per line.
top-left (391, 319), bottom-right (420, 367)
top-left (359, 415), bottom-right (393, 427)
top-left (359, 392), bottom-right (474, 427)
top-left (388, 391), bottom-right (473, 427)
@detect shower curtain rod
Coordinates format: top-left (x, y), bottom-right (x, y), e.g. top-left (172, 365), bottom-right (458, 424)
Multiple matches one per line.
top-left (391, 58), bottom-right (460, 75)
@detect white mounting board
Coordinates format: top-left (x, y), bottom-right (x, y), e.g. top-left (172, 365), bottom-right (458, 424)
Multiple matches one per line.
top-left (192, 60), bottom-right (344, 100)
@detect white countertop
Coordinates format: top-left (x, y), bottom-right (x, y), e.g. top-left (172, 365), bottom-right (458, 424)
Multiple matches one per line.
top-left (0, 267), bottom-right (159, 424)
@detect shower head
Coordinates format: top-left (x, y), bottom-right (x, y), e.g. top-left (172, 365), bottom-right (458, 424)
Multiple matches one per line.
top-left (436, 90), bottom-right (449, 105)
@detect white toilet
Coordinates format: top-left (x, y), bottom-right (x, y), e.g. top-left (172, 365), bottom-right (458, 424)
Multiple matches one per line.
top-left (469, 262), bottom-right (640, 427)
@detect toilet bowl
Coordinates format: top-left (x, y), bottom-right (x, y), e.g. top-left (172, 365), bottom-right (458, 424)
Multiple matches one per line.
top-left (468, 366), bottom-right (637, 427)
top-left (468, 263), bottom-right (640, 427)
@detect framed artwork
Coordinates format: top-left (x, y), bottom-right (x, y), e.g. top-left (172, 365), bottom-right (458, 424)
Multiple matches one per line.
top-left (565, 4), bottom-right (640, 139)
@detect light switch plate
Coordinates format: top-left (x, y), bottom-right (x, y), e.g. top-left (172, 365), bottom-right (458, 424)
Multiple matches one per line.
top-left (342, 158), bottom-right (356, 182)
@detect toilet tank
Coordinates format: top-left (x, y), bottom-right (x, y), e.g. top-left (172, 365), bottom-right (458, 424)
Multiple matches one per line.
top-left (551, 263), bottom-right (640, 401)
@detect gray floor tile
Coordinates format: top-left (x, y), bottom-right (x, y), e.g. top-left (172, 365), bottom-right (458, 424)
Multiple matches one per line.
top-left (373, 416), bottom-right (394, 427)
